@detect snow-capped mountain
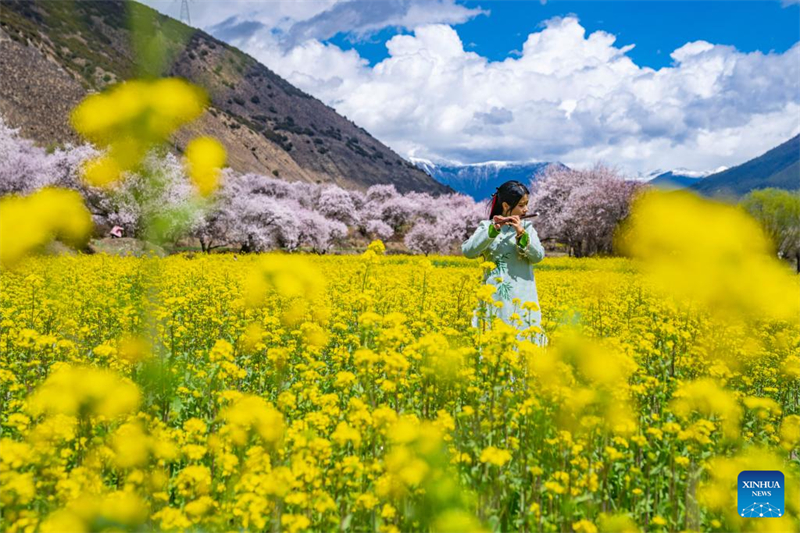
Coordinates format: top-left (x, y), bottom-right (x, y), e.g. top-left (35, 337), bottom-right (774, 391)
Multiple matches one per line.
top-left (412, 158), bottom-right (567, 201)
top-left (644, 167), bottom-right (727, 190)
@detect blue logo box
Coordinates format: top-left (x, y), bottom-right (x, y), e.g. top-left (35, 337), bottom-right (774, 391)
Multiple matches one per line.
top-left (738, 470), bottom-right (784, 518)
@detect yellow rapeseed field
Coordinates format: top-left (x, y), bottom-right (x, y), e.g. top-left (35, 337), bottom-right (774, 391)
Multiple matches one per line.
top-left (2, 72), bottom-right (799, 533)
top-left (1, 236), bottom-right (798, 532)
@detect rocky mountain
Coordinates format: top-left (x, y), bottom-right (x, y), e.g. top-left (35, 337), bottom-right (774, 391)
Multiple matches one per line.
top-left (689, 135), bottom-right (800, 198)
top-left (0, 0), bottom-right (452, 194)
top-left (412, 159), bottom-right (566, 201)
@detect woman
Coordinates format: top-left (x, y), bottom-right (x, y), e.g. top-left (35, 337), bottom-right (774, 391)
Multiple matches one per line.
top-left (461, 180), bottom-right (547, 346)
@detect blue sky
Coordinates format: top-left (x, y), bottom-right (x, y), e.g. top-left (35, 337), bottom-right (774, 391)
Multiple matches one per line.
top-left (144, 0), bottom-right (800, 175)
top-left (329, 1), bottom-right (800, 70)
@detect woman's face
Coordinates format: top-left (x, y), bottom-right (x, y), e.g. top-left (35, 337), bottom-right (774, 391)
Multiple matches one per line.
top-left (503, 194), bottom-right (529, 217)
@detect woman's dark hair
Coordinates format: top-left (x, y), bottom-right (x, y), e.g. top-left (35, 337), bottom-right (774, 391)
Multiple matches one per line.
top-left (488, 180), bottom-right (530, 219)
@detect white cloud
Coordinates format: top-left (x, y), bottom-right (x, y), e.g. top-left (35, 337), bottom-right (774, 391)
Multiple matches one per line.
top-left (241, 16), bottom-right (799, 175)
top-left (141, 1), bottom-right (800, 175)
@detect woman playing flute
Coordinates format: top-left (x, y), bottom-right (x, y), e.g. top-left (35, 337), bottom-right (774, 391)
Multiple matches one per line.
top-left (461, 180), bottom-right (548, 346)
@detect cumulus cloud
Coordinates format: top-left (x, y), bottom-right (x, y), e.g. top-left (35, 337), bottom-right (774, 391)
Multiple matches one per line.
top-left (242, 16), bottom-right (799, 175)
top-left (142, 1), bottom-right (800, 175)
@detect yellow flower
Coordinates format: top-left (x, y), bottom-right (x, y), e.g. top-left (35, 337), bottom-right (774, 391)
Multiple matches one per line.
top-left (111, 421), bottom-right (150, 468)
top-left (281, 513), bottom-right (311, 533)
top-left (72, 78), bottom-right (210, 187)
top-left (572, 519), bottom-right (598, 533)
top-left (476, 284), bottom-right (497, 303)
top-left (6, 413), bottom-right (30, 432)
top-left (116, 335), bottom-right (151, 364)
top-left (186, 136), bottom-right (227, 197)
top-left (522, 300), bottom-right (540, 311)
top-left (618, 189), bottom-right (800, 322)
top-left (72, 78), bottom-right (206, 145)
top-left (149, 78), bottom-right (207, 126)
top-left (152, 507), bottom-right (192, 531)
top-left (367, 239), bottom-right (386, 255)
top-left (331, 421), bottom-right (362, 448)
top-left (183, 417), bottom-right (208, 435)
top-left (597, 513), bottom-right (638, 532)
top-left (27, 365), bottom-right (141, 420)
top-left (40, 492), bottom-right (148, 533)
top-left (334, 371), bottom-right (357, 389)
top-left (0, 472), bottom-right (35, 505)
top-left (240, 322), bottom-right (264, 353)
top-left (381, 503), bottom-right (397, 519)
top-left (431, 509), bottom-right (486, 533)
top-left (184, 496), bottom-right (215, 518)
top-left (780, 414), bottom-right (800, 451)
top-left (182, 444), bottom-right (208, 461)
top-left (356, 492), bottom-right (379, 510)
top-left (669, 378), bottom-right (742, 439)
top-left (479, 446), bottom-right (512, 467)
top-left (244, 255), bottom-right (326, 307)
top-left (605, 446), bottom-right (625, 462)
top-left (0, 188), bottom-right (92, 269)
top-left (81, 155), bottom-right (122, 188)
top-left (219, 394), bottom-right (284, 447)
top-left (176, 465), bottom-right (212, 497)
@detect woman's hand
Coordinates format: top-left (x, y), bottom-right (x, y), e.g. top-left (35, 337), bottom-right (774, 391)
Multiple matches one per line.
top-left (507, 215), bottom-right (525, 238)
top-left (492, 215), bottom-right (510, 231)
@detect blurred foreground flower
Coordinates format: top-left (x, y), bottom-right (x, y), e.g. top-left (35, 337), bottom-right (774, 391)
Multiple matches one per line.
top-left (185, 136), bottom-right (226, 197)
top-left (71, 78), bottom-right (208, 187)
top-left (616, 190), bottom-right (799, 322)
top-left (219, 394), bottom-right (284, 447)
top-left (0, 188), bottom-right (91, 269)
top-left (243, 254), bottom-right (327, 308)
top-left (528, 329), bottom-right (638, 436)
top-left (40, 491), bottom-right (148, 533)
top-left (380, 420), bottom-right (485, 532)
top-left (669, 378), bottom-right (742, 440)
top-left (27, 364), bottom-right (141, 420)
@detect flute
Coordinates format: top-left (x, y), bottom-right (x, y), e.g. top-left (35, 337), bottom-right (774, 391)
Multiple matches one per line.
top-left (492, 211), bottom-right (540, 224)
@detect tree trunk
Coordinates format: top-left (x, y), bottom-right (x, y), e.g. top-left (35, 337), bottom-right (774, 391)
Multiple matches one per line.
top-left (241, 234), bottom-right (255, 254)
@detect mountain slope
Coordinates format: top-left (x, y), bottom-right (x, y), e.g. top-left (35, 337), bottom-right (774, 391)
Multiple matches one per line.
top-left (413, 160), bottom-right (566, 201)
top-left (689, 135), bottom-right (800, 198)
top-left (0, 0), bottom-right (451, 194)
top-left (647, 171), bottom-right (703, 190)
